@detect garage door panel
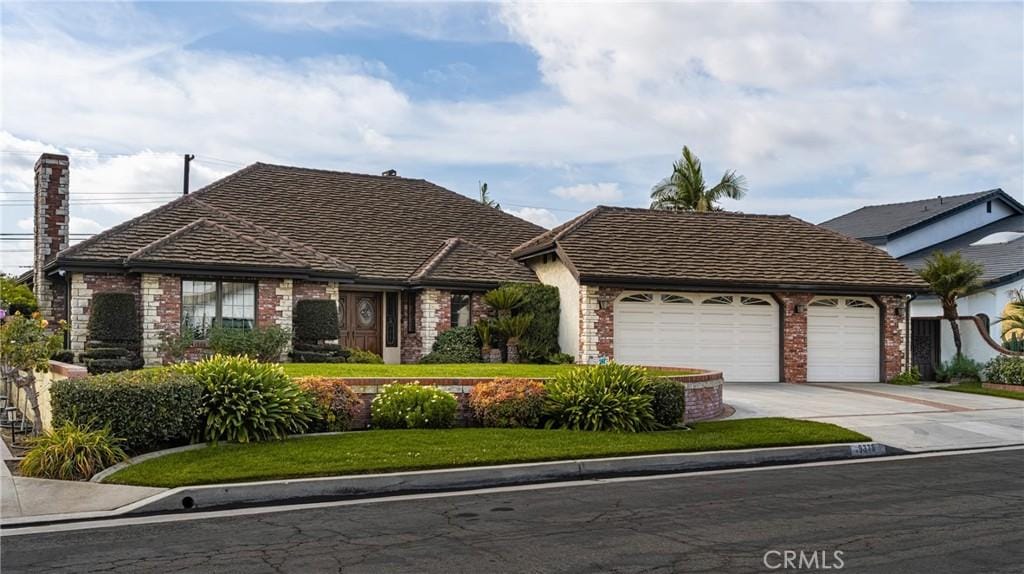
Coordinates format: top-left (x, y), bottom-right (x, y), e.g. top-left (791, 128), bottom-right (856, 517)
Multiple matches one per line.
top-left (807, 297), bottom-right (880, 383)
top-left (615, 292), bottom-right (779, 382)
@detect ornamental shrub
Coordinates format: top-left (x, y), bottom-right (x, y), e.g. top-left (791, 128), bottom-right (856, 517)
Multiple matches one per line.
top-left (82, 292), bottom-right (142, 374)
top-left (371, 383), bottom-right (458, 429)
top-left (935, 354), bottom-right (983, 383)
top-left (469, 378), bottom-right (546, 428)
top-left (295, 377), bottom-right (364, 432)
top-left (19, 421), bottom-right (128, 481)
top-left (516, 283), bottom-right (561, 363)
top-left (428, 326), bottom-right (481, 363)
top-left (51, 368), bottom-right (203, 453)
top-left (543, 364), bottom-right (657, 432)
top-left (983, 356), bottom-right (1024, 386)
top-left (887, 367), bottom-right (921, 386)
top-left (650, 379), bottom-right (686, 427)
top-left (346, 348), bottom-right (384, 364)
top-left (87, 293), bottom-right (139, 343)
top-left (293, 299), bottom-right (340, 342)
top-left (208, 325), bottom-right (291, 362)
top-left (290, 342), bottom-right (350, 363)
top-left (0, 276), bottom-right (38, 316)
top-left (179, 355), bottom-right (312, 443)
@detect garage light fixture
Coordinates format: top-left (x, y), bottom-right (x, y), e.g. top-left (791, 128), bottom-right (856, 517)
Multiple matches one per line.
top-left (794, 303), bottom-right (807, 314)
top-left (598, 299), bottom-right (610, 310)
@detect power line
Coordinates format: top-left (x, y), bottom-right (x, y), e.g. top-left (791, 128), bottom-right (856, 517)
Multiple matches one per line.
top-left (0, 150), bottom-right (247, 168)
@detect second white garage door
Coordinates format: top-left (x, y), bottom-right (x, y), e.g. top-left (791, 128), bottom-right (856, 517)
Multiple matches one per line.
top-left (614, 292), bottom-right (779, 382)
top-left (807, 296), bottom-right (880, 382)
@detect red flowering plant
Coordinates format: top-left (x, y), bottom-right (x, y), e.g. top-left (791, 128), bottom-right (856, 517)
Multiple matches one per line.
top-left (294, 377), bottom-right (364, 432)
top-left (468, 378), bottom-right (547, 428)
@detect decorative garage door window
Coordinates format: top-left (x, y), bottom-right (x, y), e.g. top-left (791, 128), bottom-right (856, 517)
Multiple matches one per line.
top-left (702, 295), bottom-right (734, 305)
top-left (620, 293), bottom-right (654, 303)
top-left (810, 298), bottom-right (839, 307)
top-left (661, 294), bottom-right (693, 304)
top-left (741, 296), bottom-right (772, 306)
top-left (846, 298), bottom-right (875, 308)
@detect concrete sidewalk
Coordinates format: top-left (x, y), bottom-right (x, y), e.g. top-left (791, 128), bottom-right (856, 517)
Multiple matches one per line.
top-left (1, 446), bottom-right (165, 521)
top-left (727, 382), bottom-right (1024, 452)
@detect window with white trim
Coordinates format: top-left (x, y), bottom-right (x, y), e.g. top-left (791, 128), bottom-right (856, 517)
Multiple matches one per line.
top-left (702, 295), bottom-right (734, 305)
top-left (182, 279), bottom-right (256, 338)
top-left (845, 299), bottom-right (875, 309)
top-left (620, 293), bottom-right (654, 303)
top-left (661, 294), bottom-right (693, 304)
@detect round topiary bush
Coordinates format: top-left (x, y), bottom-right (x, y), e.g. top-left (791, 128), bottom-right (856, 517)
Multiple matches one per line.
top-left (650, 379), bottom-right (686, 427)
top-left (87, 292), bottom-right (139, 343)
top-left (293, 299), bottom-right (340, 342)
top-left (427, 326), bottom-right (481, 363)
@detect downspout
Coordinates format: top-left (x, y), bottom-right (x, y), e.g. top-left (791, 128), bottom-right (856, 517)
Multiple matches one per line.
top-left (905, 293), bottom-right (917, 371)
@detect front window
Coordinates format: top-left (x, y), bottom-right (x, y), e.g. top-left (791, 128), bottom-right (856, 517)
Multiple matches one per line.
top-left (182, 279), bottom-right (256, 338)
top-left (451, 293), bottom-right (471, 328)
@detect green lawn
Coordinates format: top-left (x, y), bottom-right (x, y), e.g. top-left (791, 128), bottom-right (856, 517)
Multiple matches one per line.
top-left (939, 383), bottom-right (1024, 401)
top-left (104, 418), bottom-right (869, 488)
top-left (282, 363), bottom-right (692, 379)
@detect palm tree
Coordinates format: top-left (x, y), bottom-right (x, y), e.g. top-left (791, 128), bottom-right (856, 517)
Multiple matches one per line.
top-left (998, 290), bottom-right (1024, 345)
top-left (650, 146), bottom-right (748, 211)
top-left (917, 251), bottom-right (985, 356)
top-left (479, 181), bottom-right (499, 209)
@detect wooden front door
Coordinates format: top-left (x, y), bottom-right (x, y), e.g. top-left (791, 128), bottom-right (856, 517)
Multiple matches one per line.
top-left (339, 292), bottom-right (381, 354)
top-left (911, 318), bottom-right (941, 381)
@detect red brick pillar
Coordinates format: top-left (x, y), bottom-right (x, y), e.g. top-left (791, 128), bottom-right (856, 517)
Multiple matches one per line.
top-left (777, 293), bottom-right (814, 383)
top-left (33, 154), bottom-right (70, 321)
top-left (878, 295), bottom-right (908, 381)
top-left (594, 287), bottom-right (622, 360)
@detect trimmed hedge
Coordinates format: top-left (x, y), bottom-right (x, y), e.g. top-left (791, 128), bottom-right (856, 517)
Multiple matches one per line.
top-left (516, 284), bottom-right (560, 363)
top-left (208, 325), bottom-right (291, 363)
top-left (293, 299), bottom-right (340, 342)
top-left (87, 293), bottom-right (139, 343)
top-left (983, 356), bottom-right (1024, 386)
top-left (650, 380), bottom-right (686, 427)
top-left (51, 369), bottom-right (203, 453)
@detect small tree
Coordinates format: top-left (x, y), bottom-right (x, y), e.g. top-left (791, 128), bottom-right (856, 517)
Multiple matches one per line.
top-left (650, 146), bottom-right (748, 212)
top-left (917, 251), bottom-right (984, 356)
top-left (0, 276), bottom-right (38, 316)
top-left (479, 181), bottom-right (500, 209)
top-left (495, 314), bottom-right (533, 364)
top-left (998, 290), bottom-right (1024, 346)
top-left (475, 319), bottom-right (500, 363)
top-left (482, 285), bottom-right (523, 319)
top-left (0, 313), bottom-right (67, 435)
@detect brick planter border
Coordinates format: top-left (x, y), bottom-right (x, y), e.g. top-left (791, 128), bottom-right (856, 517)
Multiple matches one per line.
top-left (982, 382), bottom-right (1024, 393)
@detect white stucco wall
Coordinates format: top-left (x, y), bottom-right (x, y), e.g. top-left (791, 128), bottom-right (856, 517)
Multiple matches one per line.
top-left (911, 277), bottom-right (1023, 363)
top-left (885, 199), bottom-right (1016, 257)
top-left (528, 258), bottom-right (580, 360)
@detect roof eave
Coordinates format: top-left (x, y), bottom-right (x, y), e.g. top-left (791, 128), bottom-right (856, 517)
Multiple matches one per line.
top-left (886, 189), bottom-right (1021, 241)
top-left (578, 273), bottom-right (928, 295)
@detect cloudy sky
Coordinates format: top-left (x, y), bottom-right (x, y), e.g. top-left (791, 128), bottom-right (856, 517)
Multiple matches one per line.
top-left (2, 1), bottom-right (1022, 274)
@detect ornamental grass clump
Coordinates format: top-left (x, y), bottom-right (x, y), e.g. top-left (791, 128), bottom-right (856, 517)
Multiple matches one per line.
top-left (469, 378), bottom-right (546, 428)
top-left (179, 355), bottom-right (312, 443)
top-left (19, 421), bottom-right (128, 481)
top-left (544, 363), bottom-right (657, 432)
top-left (295, 377), bottom-right (364, 432)
top-left (371, 383), bottom-right (458, 429)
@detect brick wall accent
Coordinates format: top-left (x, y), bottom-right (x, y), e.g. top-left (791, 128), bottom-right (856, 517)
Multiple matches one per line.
top-left (470, 292), bottom-right (492, 324)
top-left (401, 291), bottom-right (423, 363)
top-left (33, 154), bottom-right (69, 321)
top-left (257, 278), bottom-right (293, 360)
top-left (683, 377), bottom-right (725, 422)
top-left (878, 295), bottom-right (908, 381)
top-left (293, 280), bottom-right (335, 303)
top-left (69, 273), bottom-right (141, 356)
top-left (579, 285), bottom-right (622, 364)
top-left (776, 292), bottom-right (813, 383)
top-left (140, 274), bottom-right (182, 366)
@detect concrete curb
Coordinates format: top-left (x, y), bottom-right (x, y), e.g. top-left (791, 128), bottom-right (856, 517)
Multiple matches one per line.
top-left (3, 441), bottom-right (888, 527)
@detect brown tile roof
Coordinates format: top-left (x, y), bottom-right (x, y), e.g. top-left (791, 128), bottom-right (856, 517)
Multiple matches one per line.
top-left (513, 206), bottom-right (929, 292)
top-left (54, 163), bottom-right (544, 286)
top-left (410, 237), bottom-right (538, 286)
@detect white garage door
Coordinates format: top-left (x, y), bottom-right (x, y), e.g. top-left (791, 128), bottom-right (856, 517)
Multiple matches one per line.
top-left (614, 292), bottom-right (779, 382)
top-left (807, 297), bottom-right (880, 382)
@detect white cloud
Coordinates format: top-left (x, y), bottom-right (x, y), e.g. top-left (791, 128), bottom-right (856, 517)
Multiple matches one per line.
top-left (503, 207), bottom-right (559, 229)
top-left (551, 182), bottom-right (622, 203)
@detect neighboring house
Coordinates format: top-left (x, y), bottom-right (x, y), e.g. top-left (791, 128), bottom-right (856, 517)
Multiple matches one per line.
top-left (821, 189), bottom-right (1024, 377)
top-left (29, 154), bottom-right (927, 382)
top-left (512, 207), bottom-right (925, 383)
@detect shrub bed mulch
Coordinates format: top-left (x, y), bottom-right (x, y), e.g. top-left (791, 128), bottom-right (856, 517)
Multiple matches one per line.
top-left (103, 417), bottom-right (869, 488)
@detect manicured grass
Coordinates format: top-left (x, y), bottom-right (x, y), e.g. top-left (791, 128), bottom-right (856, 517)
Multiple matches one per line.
top-left (282, 363), bottom-right (692, 379)
top-left (104, 418), bottom-right (869, 488)
top-left (939, 383), bottom-right (1024, 401)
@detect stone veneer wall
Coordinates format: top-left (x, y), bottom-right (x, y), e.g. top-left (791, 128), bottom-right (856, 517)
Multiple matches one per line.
top-left (417, 288), bottom-right (445, 357)
top-left (878, 295), bottom-right (908, 381)
top-left (777, 292), bottom-right (814, 383)
top-left (256, 278), bottom-right (293, 360)
top-left (69, 273), bottom-right (141, 356)
top-left (140, 274), bottom-right (182, 366)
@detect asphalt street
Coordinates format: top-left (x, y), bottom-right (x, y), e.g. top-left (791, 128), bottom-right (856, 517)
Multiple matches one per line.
top-left (2, 449), bottom-right (1022, 574)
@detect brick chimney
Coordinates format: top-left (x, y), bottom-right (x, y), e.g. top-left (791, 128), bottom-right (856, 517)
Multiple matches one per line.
top-left (33, 153), bottom-right (70, 319)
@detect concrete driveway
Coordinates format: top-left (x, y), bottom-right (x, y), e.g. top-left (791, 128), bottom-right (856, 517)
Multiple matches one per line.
top-left (726, 383), bottom-right (1024, 452)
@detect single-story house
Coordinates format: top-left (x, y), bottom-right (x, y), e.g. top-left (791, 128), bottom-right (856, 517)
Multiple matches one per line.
top-left (821, 189), bottom-right (1024, 378)
top-left (29, 153), bottom-right (927, 382)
